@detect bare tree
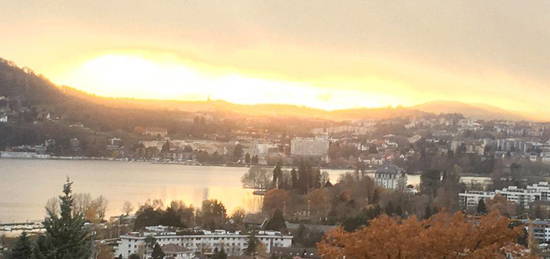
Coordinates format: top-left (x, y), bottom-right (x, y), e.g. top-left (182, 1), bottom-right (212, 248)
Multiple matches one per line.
top-left (73, 193), bottom-right (92, 216)
top-left (122, 201), bottom-right (135, 216)
top-left (45, 197), bottom-right (59, 215)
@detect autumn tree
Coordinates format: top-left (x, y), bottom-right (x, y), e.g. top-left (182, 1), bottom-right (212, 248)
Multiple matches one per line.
top-left (318, 211), bottom-right (523, 258)
top-left (262, 189), bottom-right (291, 216)
top-left (198, 199), bottom-right (227, 230)
top-left (307, 188), bottom-right (330, 220)
top-left (487, 194), bottom-right (518, 217)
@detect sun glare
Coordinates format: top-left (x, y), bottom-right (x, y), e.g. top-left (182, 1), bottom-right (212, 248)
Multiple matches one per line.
top-left (53, 53), bottom-right (395, 110)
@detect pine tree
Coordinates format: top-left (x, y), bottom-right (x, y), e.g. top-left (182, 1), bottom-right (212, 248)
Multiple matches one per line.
top-left (264, 209), bottom-right (286, 231)
top-left (477, 199), bottom-right (488, 215)
top-left (151, 243), bottom-right (165, 259)
top-left (272, 162), bottom-right (283, 189)
top-left (245, 232), bottom-right (259, 256)
top-left (33, 178), bottom-right (92, 259)
top-left (9, 232), bottom-right (33, 259)
top-left (213, 248), bottom-right (228, 259)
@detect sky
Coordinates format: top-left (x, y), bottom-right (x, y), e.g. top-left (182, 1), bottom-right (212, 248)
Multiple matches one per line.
top-left (1, 0), bottom-right (550, 117)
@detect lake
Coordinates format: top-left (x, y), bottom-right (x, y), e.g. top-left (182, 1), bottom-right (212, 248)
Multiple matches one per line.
top-left (0, 159), bottom-right (420, 223)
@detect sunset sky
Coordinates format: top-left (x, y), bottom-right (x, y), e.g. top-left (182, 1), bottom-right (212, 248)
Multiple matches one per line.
top-left (2, 1), bottom-right (550, 117)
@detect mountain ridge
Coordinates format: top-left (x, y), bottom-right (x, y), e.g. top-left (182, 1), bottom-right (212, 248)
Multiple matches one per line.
top-left (0, 57), bottom-right (534, 122)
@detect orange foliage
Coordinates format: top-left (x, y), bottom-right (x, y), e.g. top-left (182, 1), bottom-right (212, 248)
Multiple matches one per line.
top-left (263, 189), bottom-right (291, 215)
top-left (318, 211), bottom-right (525, 258)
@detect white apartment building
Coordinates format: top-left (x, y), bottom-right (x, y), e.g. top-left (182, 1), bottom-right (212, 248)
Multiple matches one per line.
top-left (116, 228), bottom-right (292, 259)
top-left (374, 164), bottom-right (407, 190)
top-left (523, 220), bottom-right (550, 243)
top-left (458, 191), bottom-right (496, 209)
top-left (290, 136), bottom-right (329, 158)
top-left (459, 182), bottom-right (550, 210)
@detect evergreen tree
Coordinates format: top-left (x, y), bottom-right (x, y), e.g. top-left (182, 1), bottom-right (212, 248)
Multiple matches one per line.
top-left (245, 153), bottom-right (251, 165)
top-left (385, 201), bottom-right (395, 215)
top-left (424, 205), bottom-right (433, 219)
top-left (213, 248), bottom-right (228, 259)
top-left (477, 199), bottom-right (488, 215)
top-left (151, 243), bottom-right (165, 259)
top-left (272, 162), bottom-right (283, 189)
top-left (245, 232), bottom-right (259, 256)
top-left (33, 179), bottom-right (92, 259)
top-left (264, 209), bottom-right (286, 231)
top-left (290, 168), bottom-right (298, 190)
top-left (251, 155), bottom-right (259, 165)
top-left (9, 232), bottom-right (33, 259)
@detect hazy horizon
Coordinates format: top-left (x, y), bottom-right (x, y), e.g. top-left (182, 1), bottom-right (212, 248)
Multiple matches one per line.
top-left (2, 0), bottom-right (550, 119)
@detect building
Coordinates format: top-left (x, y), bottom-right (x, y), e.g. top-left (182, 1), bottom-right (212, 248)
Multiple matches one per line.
top-left (496, 186), bottom-right (540, 209)
top-left (116, 228), bottom-right (292, 258)
top-left (144, 127), bottom-right (168, 138)
top-left (458, 190), bottom-right (496, 209)
top-left (374, 164), bottom-right (407, 190)
top-left (290, 137), bottom-right (329, 159)
top-left (526, 220), bottom-right (550, 243)
top-left (458, 182), bottom-right (550, 210)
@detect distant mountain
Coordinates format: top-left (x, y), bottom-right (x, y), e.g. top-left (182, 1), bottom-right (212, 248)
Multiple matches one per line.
top-left (413, 101), bottom-right (529, 121)
top-left (0, 57), bottom-right (533, 123)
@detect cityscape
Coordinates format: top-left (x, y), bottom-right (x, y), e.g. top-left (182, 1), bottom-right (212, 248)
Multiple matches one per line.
top-left (2, 1), bottom-right (550, 259)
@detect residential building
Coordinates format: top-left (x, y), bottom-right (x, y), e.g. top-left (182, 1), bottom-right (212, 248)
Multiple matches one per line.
top-left (144, 127), bottom-right (168, 138)
top-left (374, 164), bottom-right (407, 190)
top-left (115, 228), bottom-right (292, 258)
top-left (526, 220), bottom-right (550, 243)
top-left (458, 182), bottom-right (550, 210)
top-left (290, 136), bottom-right (329, 159)
top-left (458, 190), bottom-right (496, 209)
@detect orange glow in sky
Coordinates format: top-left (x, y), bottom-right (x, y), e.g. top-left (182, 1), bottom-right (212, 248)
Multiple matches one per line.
top-left (50, 51), bottom-right (405, 110)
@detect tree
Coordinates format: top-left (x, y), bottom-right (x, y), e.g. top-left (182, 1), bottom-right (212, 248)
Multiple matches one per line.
top-left (144, 235), bottom-right (157, 249)
top-left (33, 179), bottom-right (92, 258)
top-left (128, 254), bottom-right (140, 259)
top-left (96, 244), bottom-right (114, 259)
top-left (9, 232), bottom-right (32, 259)
top-left (307, 189), bottom-right (330, 220)
top-left (318, 211), bottom-right (522, 258)
top-left (122, 201), bottom-right (134, 216)
top-left (477, 198), bottom-right (488, 215)
top-left (251, 155), bottom-right (259, 165)
top-left (245, 153), bottom-right (251, 165)
top-left (213, 248), bottom-right (228, 259)
top-left (151, 243), bottom-right (165, 259)
top-left (487, 194), bottom-right (518, 218)
top-left (198, 199), bottom-right (227, 230)
top-left (264, 209), bottom-right (286, 231)
top-left (262, 189), bottom-right (290, 216)
top-left (272, 162), bottom-right (283, 189)
top-left (44, 197), bottom-right (59, 216)
top-left (290, 168), bottom-right (298, 189)
top-left (245, 232), bottom-right (259, 256)
top-left (230, 208), bottom-right (246, 227)
top-left (420, 169), bottom-right (441, 198)
top-left (233, 144), bottom-right (244, 162)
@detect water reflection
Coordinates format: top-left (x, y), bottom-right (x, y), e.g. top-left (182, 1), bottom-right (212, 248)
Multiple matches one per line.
top-left (0, 159), bottom-right (416, 223)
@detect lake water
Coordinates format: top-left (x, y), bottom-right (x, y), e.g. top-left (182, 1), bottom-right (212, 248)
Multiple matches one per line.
top-left (0, 159), bottom-right (420, 223)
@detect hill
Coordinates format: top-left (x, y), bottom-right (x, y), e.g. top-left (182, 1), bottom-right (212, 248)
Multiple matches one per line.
top-left (0, 57), bottom-right (531, 124)
top-left (413, 101), bottom-right (529, 121)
